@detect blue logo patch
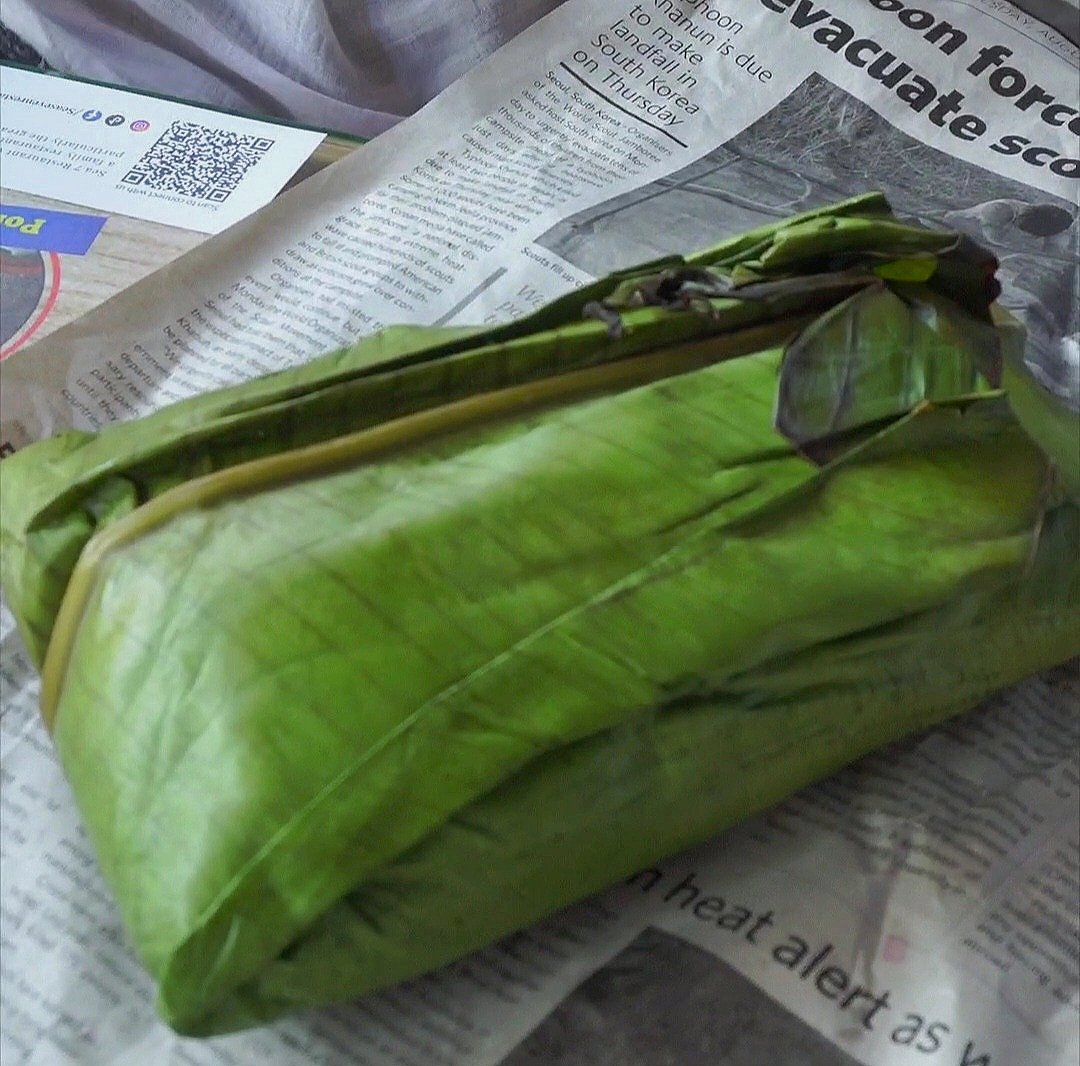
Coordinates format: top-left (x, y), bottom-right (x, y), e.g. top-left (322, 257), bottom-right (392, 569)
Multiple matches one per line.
top-left (0, 205), bottom-right (107, 255)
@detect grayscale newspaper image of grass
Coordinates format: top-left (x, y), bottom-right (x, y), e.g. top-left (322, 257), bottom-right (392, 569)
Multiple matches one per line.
top-left (498, 927), bottom-right (863, 1066)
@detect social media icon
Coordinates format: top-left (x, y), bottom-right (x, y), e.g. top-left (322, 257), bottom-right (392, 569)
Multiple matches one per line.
top-left (129, 119), bottom-right (151, 132)
top-left (104, 113), bottom-right (125, 127)
top-left (81, 109), bottom-right (102, 121)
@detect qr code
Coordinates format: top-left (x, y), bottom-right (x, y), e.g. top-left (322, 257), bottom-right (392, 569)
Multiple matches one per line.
top-left (120, 121), bottom-right (275, 202)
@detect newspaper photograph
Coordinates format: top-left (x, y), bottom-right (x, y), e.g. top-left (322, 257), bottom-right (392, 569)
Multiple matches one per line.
top-left (1, 1), bottom-right (1077, 1064)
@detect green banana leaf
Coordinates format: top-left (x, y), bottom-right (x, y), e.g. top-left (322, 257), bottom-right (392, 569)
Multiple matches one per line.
top-left (1, 193), bottom-right (1077, 1035)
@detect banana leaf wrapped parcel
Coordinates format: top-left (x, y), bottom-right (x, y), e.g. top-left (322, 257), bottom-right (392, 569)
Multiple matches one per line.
top-left (1, 193), bottom-right (1078, 1035)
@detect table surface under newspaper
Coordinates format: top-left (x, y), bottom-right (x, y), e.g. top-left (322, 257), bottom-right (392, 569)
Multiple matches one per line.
top-left (1, 2), bottom-right (1077, 1065)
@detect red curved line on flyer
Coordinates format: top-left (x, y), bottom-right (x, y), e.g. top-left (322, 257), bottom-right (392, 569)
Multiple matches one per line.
top-left (0, 252), bottom-right (63, 360)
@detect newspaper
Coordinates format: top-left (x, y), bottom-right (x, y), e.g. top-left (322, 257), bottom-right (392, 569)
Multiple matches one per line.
top-left (1, 1), bottom-right (1077, 1064)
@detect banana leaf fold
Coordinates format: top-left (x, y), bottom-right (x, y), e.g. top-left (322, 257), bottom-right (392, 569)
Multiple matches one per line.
top-left (1, 193), bottom-right (1077, 1035)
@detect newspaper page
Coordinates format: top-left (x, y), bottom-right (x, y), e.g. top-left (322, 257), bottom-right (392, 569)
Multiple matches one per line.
top-left (1, 1), bottom-right (1077, 1064)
